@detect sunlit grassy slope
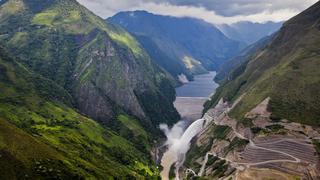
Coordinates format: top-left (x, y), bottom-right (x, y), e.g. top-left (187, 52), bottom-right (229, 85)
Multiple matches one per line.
top-left (205, 2), bottom-right (320, 126)
top-left (0, 47), bottom-right (160, 178)
top-left (0, 0), bottom-right (179, 129)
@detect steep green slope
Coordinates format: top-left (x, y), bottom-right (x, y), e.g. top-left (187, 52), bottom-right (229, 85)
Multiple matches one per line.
top-left (108, 11), bottom-right (245, 81)
top-left (0, 0), bottom-right (179, 129)
top-left (205, 1), bottom-right (320, 126)
top-left (0, 117), bottom-right (79, 179)
top-left (215, 35), bottom-right (273, 82)
top-left (0, 47), bottom-right (159, 178)
top-left (135, 34), bottom-right (194, 82)
top-left (0, 0), bottom-right (180, 178)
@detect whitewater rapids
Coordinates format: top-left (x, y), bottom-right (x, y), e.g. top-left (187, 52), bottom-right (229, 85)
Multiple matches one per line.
top-left (160, 118), bottom-right (207, 180)
top-left (160, 72), bottom-right (219, 180)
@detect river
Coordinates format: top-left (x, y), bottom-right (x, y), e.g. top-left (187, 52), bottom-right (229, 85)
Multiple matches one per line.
top-left (160, 71), bottom-right (219, 180)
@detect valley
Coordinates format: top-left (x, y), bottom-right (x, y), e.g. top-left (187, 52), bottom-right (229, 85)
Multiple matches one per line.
top-left (160, 72), bottom-right (218, 180)
top-left (0, 0), bottom-right (319, 179)
top-left (174, 72), bottom-right (219, 122)
top-left (159, 2), bottom-right (320, 179)
top-left (176, 2), bottom-right (320, 178)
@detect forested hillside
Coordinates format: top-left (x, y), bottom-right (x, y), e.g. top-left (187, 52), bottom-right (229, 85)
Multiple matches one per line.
top-left (0, 0), bottom-right (182, 178)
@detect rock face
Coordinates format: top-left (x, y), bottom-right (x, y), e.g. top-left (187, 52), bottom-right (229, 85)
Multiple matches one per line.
top-left (74, 30), bottom-right (151, 122)
top-left (184, 97), bottom-right (320, 180)
top-left (206, 1), bottom-right (320, 126)
top-left (108, 11), bottom-right (245, 81)
top-left (0, 0), bottom-right (182, 178)
top-left (0, 0), bottom-right (179, 128)
top-left (0, 46), bottom-right (162, 178)
top-left (184, 2), bottom-right (320, 179)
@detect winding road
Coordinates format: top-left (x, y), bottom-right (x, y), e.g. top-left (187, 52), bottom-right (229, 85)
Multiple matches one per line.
top-left (193, 106), bottom-right (306, 177)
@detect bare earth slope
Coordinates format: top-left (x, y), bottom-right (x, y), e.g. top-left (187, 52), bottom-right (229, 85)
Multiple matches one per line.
top-left (184, 2), bottom-right (320, 179)
top-left (206, 1), bottom-right (320, 126)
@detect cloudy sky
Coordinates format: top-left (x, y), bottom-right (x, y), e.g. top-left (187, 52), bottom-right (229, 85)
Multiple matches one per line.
top-left (77, 0), bottom-right (318, 24)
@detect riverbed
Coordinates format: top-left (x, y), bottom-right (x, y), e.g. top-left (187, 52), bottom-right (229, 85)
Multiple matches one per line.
top-left (160, 72), bottom-right (219, 180)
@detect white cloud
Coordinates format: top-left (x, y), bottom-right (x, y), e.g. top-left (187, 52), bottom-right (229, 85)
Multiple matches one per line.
top-left (133, 2), bottom-right (299, 24)
top-left (158, 0), bottom-right (318, 16)
top-left (77, 0), bottom-right (318, 24)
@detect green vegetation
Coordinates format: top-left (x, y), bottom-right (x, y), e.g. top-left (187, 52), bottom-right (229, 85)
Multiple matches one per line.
top-left (206, 155), bottom-right (219, 167)
top-left (224, 137), bottom-right (249, 155)
top-left (0, 0), bottom-right (182, 178)
top-left (182, 56), bottom-right (208, 74)
top-left (117, 115), bottom-right (148, 138)
top-left (109, 30), bottom-right (143, 56)
top-left (32, 11), bottom-right (58, 26)
top-left (169, 164), bottom-right (176, 179)
top-left (0, 117), bottom-right (81, 179)
top-left (0, 0), bottom-right (24, 15)
top-left (0, 0), bottom-right (179, 137)
top-left (238, 118), bottom-right (254, 128)
top-left (0, 45), bottom-right (160, 178)
top-left (265, 124), bottom-right (284, 133)
top-left (184, 139), bottom-right (213, 168)
top-left (184, 124), bottom-right (232, 171)
top-left (205, 2), bottom-right (320, 126)
top-left (312, 139), bottom-right (320, 155)
top-left (212, 125), bottom-right (232, 140)
top-left (8, 32), bottom-right (28, 46)
top-left (251, 127), bottom-right (263, 134)
top-left (210, 160), bottom-right (228, 178)
top-left (109, 10), bottom-right (245, 82)
top-left (251, 125), bottom-right (286, 136)
top-left (63, 10), bottom-right (81, 23)
top-left (4, 0), bottom-right (179, 129)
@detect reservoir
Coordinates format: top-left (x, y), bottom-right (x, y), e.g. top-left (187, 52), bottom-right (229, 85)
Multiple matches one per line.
top-left (176, 71), bottom-right (219, 98)
top-left (174, 71), bottom-right (219, 122)
top-left (160, 71), bottom-right (219, 180)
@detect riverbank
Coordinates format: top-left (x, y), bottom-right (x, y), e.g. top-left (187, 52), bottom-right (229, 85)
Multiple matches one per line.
top-left (174, 72), bottom-right (218, 122)
top-left (160, 72), bottom-right (219, 180)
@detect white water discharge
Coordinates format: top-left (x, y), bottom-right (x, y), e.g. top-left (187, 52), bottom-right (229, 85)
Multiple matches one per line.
top-left (160, 118), bottom-right (207, 180)
top-left (160, 72), bottom-right (219, 180)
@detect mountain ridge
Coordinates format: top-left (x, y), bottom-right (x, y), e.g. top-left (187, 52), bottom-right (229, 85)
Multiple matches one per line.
top-left (205, 1), bottom-right (320, 125)
top-left (217, 21), bottom-right (283, 45)
top-left (108, 10), bottom-right (246, 82)
top-left (0, 45), bottom-right (160, 178)
top-left (0, 0), bottom-right (180, 127)
top-left (183, 2), bottom-right (320, 179)
top-left (0, 0), bottom-right (182, 178)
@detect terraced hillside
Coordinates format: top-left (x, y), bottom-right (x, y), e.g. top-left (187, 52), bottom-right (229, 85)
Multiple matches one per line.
top-left (183, 2), bottom-right (320, 179)
top-left (183, 97), bottom-right (320, 179)
top-left (205, 1), bottom-right (320, 126)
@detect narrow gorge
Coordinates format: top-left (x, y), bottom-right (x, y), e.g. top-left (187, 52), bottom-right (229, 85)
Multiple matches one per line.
top-left (160, 72), bottom-right (219, 180)
top-left (1, 1), bottom-right (320, 179)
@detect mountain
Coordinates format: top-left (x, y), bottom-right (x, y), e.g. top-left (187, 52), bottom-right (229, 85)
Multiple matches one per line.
top-left (183, 2), bottom-right (320, 179)
top-left (0, 0), bottom-right (181, 178)
top-left (206, 1), bottom-right (320, 126)
top-left (108, 11), bottom-right (245, 82)
top-left (214, 35), bottom-right (274, 82)
top-left (0, 47), bottom-right (158, 178)
top-left (0, 0), bottom-right (179, 126)
top-left (217, 21), bottom-right (282, 45)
